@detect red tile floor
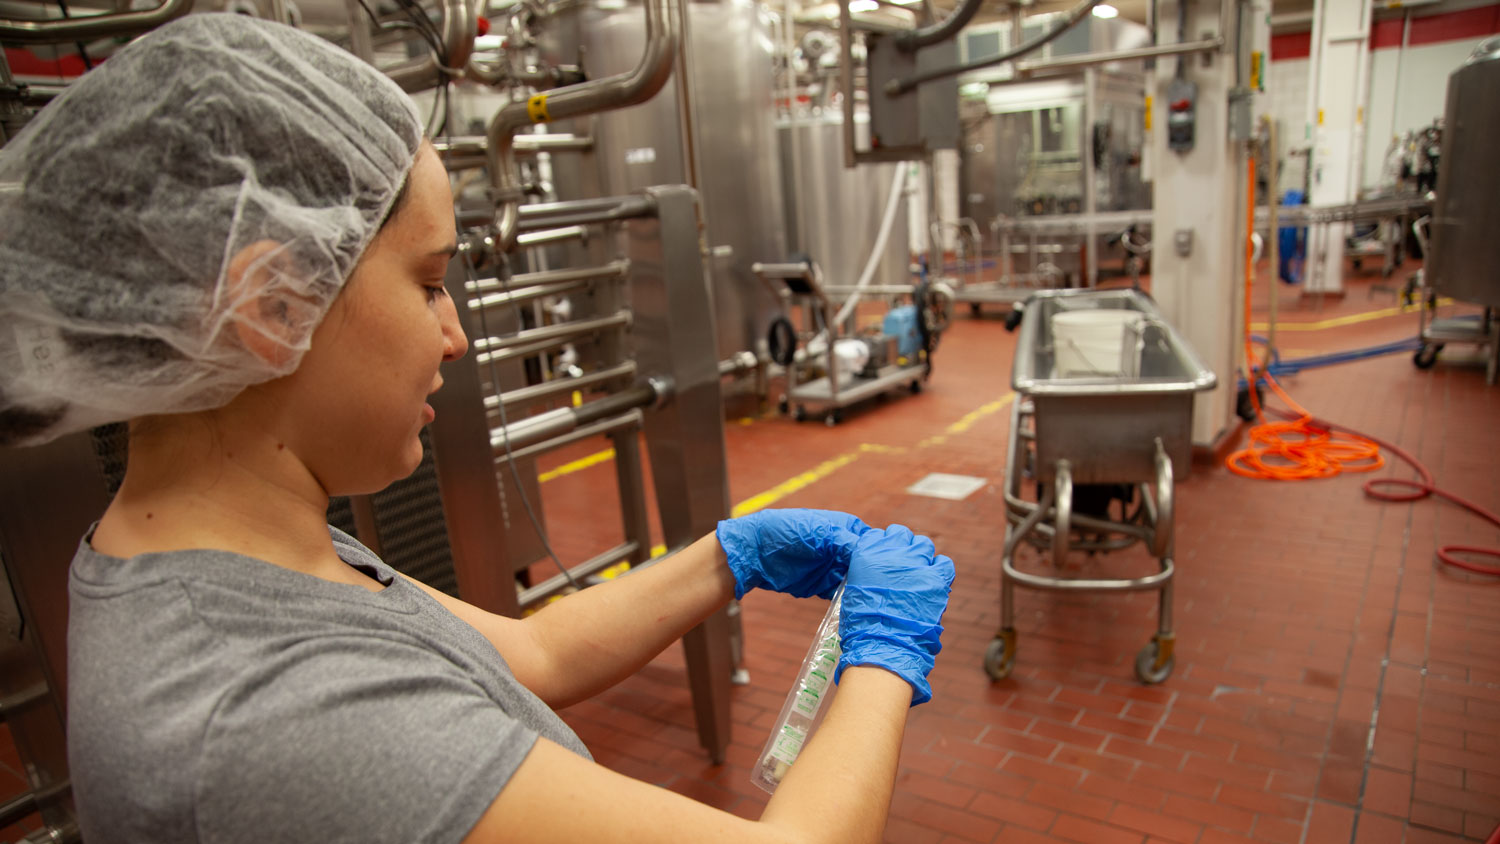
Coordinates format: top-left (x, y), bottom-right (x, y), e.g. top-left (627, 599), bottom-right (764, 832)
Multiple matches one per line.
top-left (3, 260), bottom-right (1496, 843)
top-left (537, 260), bottom-right (1500, 844)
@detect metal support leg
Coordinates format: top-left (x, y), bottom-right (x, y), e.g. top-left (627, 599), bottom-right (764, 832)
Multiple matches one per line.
top-left (629, 186), bottom-right (734, 763)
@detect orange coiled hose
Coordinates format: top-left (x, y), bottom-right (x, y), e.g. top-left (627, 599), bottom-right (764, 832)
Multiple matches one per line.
top-left (1226, 149), bottom-right (1500, 578)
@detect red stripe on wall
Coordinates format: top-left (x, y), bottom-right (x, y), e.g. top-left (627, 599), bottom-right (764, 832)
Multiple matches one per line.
top-left (1273, 3), bottom-right (1500, 61)
top-left (1406, 3), bottom-right (1500, 46)
top-left (1369, 17), bottom-right (1405, 50)
top-left (1273, 32), bottom-right (1311, 60)
top-left (3, 47), bottom-right (87, 78)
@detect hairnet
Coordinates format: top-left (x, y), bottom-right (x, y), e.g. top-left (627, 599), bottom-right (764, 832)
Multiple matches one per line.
top-left (0, 13), bottom-right (424, 447)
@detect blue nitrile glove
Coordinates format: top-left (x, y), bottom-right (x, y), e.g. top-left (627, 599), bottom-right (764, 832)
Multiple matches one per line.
top-left (717, 509), bottom-right (873, 600)
top-left (836, 524), bottom-right (955, 706)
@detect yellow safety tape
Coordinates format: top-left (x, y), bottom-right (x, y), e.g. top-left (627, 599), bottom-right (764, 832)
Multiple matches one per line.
top-left (526, 93), bottom-right (550, 123)
top-left (944, 393), bottom-right (1014, 435)
top-left (729, 451), bottom-right (863, 518)
top-left (1249, 299), bottom-right (1453, 332)
top-left (537, 447), bottom-right (616, 483)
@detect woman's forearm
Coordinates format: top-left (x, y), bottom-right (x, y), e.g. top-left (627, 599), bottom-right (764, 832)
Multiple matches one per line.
top-left (758, 667), bottom-right (912, 844)
top-left (521, 532), bottom-right (736, 708)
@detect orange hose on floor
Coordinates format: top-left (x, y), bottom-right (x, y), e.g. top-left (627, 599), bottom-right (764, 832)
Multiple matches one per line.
top-left (1225, 146), bottom-right (1500, 578)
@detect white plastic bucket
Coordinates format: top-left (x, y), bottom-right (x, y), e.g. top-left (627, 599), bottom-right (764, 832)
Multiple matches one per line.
top-left (1051, 309), bottom-right (1144, 377)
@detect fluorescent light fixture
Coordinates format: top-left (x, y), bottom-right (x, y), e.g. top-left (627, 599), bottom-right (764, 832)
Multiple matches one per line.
top-left (850, 0), bottom-right (879, 10)
top-left (1091, 3), bottom-right (1119, 17)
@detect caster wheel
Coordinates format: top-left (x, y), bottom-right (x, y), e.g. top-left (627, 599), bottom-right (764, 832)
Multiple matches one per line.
top-left (777, 398), bottom-right (790, 416)
top-left (983, 632), bottom-right (1016, 681)
top-left (1413, 345), bottom-right (1440, 370)
top-left (1134, 636), bottom-right (1175, 684)
top-left (969, 303), bottom-right (982, 317)
top-left (1004, 308), bottom-right (1024, 333)
top-left (1235, 383), bottom-right (1265, 422)
top-left (909, 379), bottom-right (922, 394)
top-left (824, 409), bottom-right (842, 427)
top-left (792, 404), bottom-right (808, 422)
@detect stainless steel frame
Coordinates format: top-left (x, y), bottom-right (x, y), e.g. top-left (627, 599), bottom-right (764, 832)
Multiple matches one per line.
top-left (984, 289), bottom-right (1215, 685)
top-left (431, 186), bottom-right (738, 764)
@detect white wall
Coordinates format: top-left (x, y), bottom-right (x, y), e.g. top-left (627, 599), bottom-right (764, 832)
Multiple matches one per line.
top-left (1361, 36), bottom-right (1491, 189)
top-left (1264, 32), bottom-right (1493, 198)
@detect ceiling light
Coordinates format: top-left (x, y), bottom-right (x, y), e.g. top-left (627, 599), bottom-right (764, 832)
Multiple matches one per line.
top-left (1091, 3), bottom-right (1119, 17)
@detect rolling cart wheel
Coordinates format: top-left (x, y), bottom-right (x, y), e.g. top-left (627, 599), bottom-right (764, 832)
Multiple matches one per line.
top-left (792, 404), bottom-right (808, 422)
top-left (1134, 637), bottom-right (1175, 685)
top-left (969, 303), bottom-right (982, 317)
top-left (824, 409), bottom-right (842, 427)
top-left (909, 379), bottom-right (922, 394)
top-left (983, 634), bottom-right (1016, 681)
top-left (777, 397), bottom-right (790, 416)
top-left (1413, 345), bottom-right (1441, 370)
top-left (1004, 308), bottom-right (1024, 333)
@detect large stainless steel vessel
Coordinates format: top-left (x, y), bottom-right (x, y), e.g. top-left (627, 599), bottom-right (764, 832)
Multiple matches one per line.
top-left (1428, 36), bottom-right (1500, 308)
top-left (777, 111), bottom-right (912, 290)
top-left (542, 0), bottom-right (789, 361)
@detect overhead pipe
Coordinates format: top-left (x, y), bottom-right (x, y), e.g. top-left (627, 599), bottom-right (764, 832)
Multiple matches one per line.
top-left (894, 0), bottom-right (985, 52)
top-left (438, 0), bottom-right (479, 74)
top-left (885, 0), bottom-right (1103, 95)
top-left (0, 0), bottom-right (191, 44)
top-left (486, 0), bottom-right (679, 250)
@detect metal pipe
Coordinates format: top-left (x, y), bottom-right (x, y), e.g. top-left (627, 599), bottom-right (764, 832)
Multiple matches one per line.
top-left (439, 0), bottom-right (478, 74)
top-left (470, 278), bottom-right (593, 311)
top-left (886, 0), bottom-right (1103, 95)
top-left (491, 384), bottom-right (658, 453)
top-left (840, 0), bottom-right (856, 168)
top-left (388, 56), bottom-right (443, 93)
top-left (516, 196), bottom-right (656, 232)
top-left (470, 261), bottom-right (629, 294)
top-left (434, 134), bottom-right (594, 158)
top-left (1005, 37), bottom-right (1224, 79)
top-left (519, 541), bottom-right (640, 609)
top-left (516, 226), bottom-right (588, 247)
top-left (476, 311), bottom-right (631, 356)
top-left (0, 0), bottom-right (191, 44)
top-left (718, 351), bottom-right (759, 377)
top-left (0, 792), bottom-right (37, 829)
top-left (487, 361), bottom-right (638, 411)
top-left (486, 0), bottom-right (679, 250)
top-left (495, 409), bottom-right (642, 465)
top-left (344, 0), bottom-right (375, 63)
top-left (895, 0), bottom-right (984, 52)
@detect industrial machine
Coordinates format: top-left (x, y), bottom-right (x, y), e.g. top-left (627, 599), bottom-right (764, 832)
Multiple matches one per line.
top-left (985, 289), bottom-right (1216, 684)
top-left (955, 15), bottom-right (1153, 304)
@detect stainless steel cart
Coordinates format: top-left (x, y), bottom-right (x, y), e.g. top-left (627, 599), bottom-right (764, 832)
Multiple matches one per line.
top-left (985, 289), bottom-right (1216, 684)
top-left (754, 261), bottom-right (931, 426)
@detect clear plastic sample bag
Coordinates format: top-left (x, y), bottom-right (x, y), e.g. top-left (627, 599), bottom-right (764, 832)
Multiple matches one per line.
top-left (751, 585), bottom-right (843, 794)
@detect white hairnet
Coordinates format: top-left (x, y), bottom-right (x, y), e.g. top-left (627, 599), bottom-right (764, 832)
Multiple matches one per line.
top-left (0, 13), bottom-right (424, 446)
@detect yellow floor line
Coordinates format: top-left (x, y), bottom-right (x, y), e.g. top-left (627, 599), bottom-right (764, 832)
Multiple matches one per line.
top-left (1249, 298), bottom-right (1452, 332)
top-left (537, 447), bottom-right (616, 483)
top-left (944, 393), bottom-right (1015, 435)
top-left (729, 451), bottom-right (863, 518)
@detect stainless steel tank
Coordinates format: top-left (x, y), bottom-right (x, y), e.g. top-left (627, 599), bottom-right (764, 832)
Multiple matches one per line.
top-left (1428, 36), bottom-right (1500, 308)
top-left (540, 0), bottom-right (788, 361)
top-left (777, 111), bottom-right (911, 289)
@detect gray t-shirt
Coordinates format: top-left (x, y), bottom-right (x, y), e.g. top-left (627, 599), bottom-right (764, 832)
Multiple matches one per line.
top-left (67, 526), bottom-right (590, 844)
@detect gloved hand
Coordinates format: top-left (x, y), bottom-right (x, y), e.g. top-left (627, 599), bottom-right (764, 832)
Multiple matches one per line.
top-left (717, 509), bottom-right (872, 600)
top-left (836, 524), bottom-right (955, 706)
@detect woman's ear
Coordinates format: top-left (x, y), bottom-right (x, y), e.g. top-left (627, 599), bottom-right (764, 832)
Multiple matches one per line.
top-left (225, 240), bottom-right (321, 371)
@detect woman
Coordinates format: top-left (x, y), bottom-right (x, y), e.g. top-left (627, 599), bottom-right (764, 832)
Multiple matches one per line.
top-left (0, 14), bottom-right (954, 844)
